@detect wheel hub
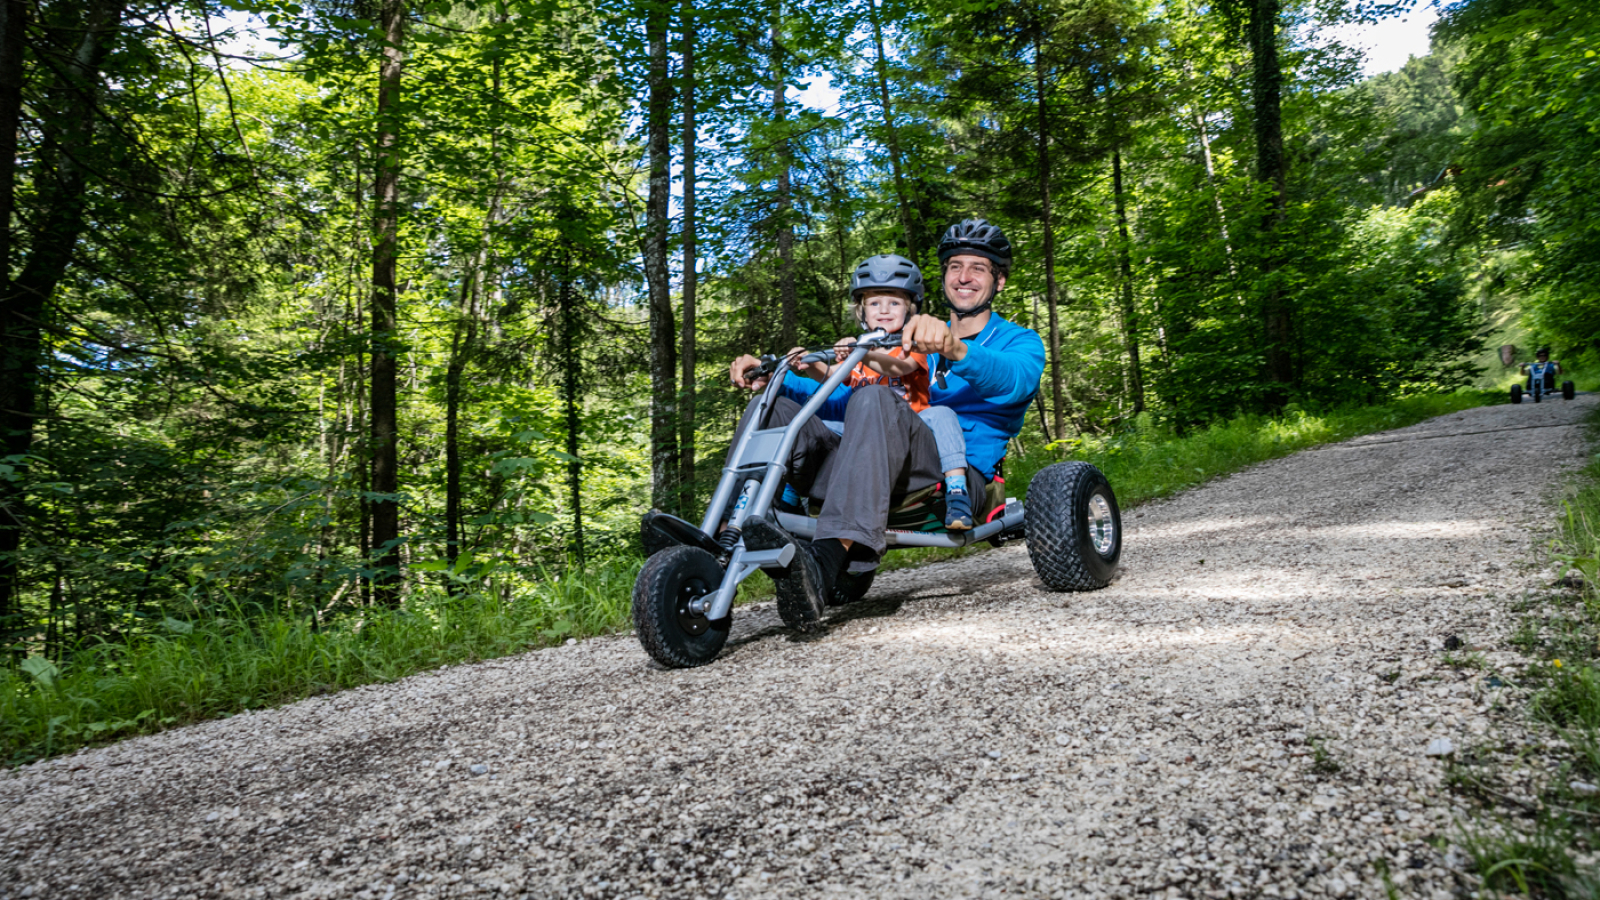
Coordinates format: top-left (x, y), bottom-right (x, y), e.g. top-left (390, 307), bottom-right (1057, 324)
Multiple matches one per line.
top-left (1087, 493), bottom-right (1116, 556)
top-left (675, 579), bottom-right (713, 636)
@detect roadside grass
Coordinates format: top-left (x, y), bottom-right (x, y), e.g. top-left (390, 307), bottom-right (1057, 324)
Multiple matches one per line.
top-left (1, 562), bottom-right (637, 766)
top-left (2, 390), bottom-right (1498, 765)
top-left (1450, 403), bottom-right (1600, 896)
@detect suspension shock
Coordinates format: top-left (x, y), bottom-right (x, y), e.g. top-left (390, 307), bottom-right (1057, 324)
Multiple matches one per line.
top-left (714, 527), bottom-right (740, 564)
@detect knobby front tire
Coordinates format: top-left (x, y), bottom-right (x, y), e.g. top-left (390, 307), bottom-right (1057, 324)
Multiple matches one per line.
top-left (633, 546), bottom-right (730, 668)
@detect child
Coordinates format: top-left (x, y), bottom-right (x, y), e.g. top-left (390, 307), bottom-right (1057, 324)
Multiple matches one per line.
top-left (791, 254), bottom-right (975, 530)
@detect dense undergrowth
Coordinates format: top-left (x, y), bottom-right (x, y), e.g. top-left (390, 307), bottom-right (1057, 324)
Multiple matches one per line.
top-left (2, 390), bottom-right (1498, 766)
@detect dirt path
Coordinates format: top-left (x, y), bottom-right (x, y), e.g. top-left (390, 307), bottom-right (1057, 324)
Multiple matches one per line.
top-left (3, 397), bottom-right (1594, 900)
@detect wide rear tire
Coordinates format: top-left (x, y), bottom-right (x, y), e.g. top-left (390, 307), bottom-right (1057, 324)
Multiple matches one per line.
top-left (1511, 384), bottom-right (1523, 404)
top-left (1564, 381), bottom-right (1577, 400)
top-left (633, 546), bottom-right (730, 668)
top-left (1025, 462), bottom-right (1121, 591)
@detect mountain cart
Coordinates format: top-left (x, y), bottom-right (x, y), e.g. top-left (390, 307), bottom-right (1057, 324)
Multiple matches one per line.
top-left (631, 330), bottom-right (1122, 668)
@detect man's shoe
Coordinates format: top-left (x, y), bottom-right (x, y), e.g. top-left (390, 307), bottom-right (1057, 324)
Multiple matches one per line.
top-left (944, 489), bottom-right (974, 531)
top-left (742, 516), bottom-right (830, 628)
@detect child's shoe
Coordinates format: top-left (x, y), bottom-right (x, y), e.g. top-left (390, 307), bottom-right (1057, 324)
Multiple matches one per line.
top-left (944, 487), bottom-right (974, 531)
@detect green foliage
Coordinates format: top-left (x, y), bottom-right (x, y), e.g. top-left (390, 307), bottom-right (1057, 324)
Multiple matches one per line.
top-left (1439, 0), bottom-right (1600, 360)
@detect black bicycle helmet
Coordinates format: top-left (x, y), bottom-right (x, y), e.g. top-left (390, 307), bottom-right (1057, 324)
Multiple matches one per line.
top-left (849, 254), bottom-right (925, 307)
top-left (937, 218), bottom-right (1013, 272)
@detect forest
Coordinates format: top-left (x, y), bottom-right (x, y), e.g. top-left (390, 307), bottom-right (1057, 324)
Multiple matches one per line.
top-left (0, 0), bottom-right (1593, 661)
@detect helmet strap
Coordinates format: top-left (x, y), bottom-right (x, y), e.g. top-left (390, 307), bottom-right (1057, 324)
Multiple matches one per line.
top-left (952, 299), bottom-right (992, 320)
top-left (947, 283), bottom-right (997, 321)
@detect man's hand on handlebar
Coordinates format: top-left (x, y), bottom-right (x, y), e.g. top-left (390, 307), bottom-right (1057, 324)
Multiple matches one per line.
top-left (901, 313), bottom-right (967, 362)
top-left (730, 354), bottom-right (769, 391)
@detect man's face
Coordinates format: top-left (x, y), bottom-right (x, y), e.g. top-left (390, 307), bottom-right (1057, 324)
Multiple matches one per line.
top-left (943, 254), bottom-right (1005, 313)
top-left (1538, 352), bottom-right (1550, 362)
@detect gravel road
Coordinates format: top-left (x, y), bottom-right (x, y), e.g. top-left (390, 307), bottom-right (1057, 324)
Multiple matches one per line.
top-left (3, 396), bottom-right (1594, 900)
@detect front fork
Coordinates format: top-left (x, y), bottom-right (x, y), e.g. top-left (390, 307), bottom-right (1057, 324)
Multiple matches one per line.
top-left (686, 475), bottom-right (794, 621)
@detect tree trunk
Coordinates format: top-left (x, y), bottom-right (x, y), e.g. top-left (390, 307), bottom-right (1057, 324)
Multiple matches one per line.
top-left (772, 5), bottom-right (796, 350)
top-left (0, 0), bottom-right (29, 632)
top-left (370, 0), bottom-right (405, 606)
top-left (1248, 0), bottom-right (1293, 400)
top-left (1111, 148), bottom-right (1144, 414)
top-left (1189, 99), bottom-right (1241, 282)
top-left (867, 0), bottom-right (919, 263)
top-left (442, 316), bottom-right (472, 589)
top-left (678, 0), bottom-right (697, 514)
top-left (1034, 39), bottom-right (1064, 441)
top-left (0, 0), bottom-right (125, 627)
top-left (559, 242), bottom-right (585, 568)
top-left (645, 3), bottom-right (678, 513)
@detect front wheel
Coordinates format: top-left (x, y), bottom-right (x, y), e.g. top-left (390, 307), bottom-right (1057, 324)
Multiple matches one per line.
top-left (1564, 381), bottom-right (1577, 400)
top-left (633, 546), bottom-right (730, 668)
top-left (1025, 461), bottom-right (1121, 591)
top-left (1511, 384), bottom-right (1523, 404)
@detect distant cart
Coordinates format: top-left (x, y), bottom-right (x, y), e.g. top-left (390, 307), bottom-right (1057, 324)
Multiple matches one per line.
top-left (1511, 359), bottom-right (1574, 404)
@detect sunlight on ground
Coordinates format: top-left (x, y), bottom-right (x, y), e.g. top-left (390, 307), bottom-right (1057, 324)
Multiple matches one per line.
top-left (878, 621), bottom-right (1304, 658)
top-left (1307, 520), bottom-right (1498, 540)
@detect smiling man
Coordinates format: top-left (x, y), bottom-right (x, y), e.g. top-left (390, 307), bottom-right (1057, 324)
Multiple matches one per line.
top-left (729, 218), bottom-right (1045, 626)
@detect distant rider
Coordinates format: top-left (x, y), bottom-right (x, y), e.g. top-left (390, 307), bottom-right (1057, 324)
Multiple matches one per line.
top-left (1521, 347), bottom-right (1560, 391)
top-left (727, 218), bottom-right (1045, 626)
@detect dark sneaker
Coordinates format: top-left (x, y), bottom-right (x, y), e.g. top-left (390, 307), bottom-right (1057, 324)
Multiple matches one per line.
top-left (742, 516), bottom-right (829, 628)
top-left (944, 489), bottom-right (974, 531)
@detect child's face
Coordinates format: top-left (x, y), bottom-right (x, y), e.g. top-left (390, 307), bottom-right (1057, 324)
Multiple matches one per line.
top-left (860, 290), bottom-right (913, 332)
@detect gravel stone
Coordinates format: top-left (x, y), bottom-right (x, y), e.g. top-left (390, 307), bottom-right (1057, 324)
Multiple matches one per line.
top-left (0, 396), bottom-right (1590, 899)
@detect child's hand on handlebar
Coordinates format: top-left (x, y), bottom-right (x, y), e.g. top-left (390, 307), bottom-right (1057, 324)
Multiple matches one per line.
top-left (833, 337), bottom-right (854, 364)
top-left (787, 346), bottom-right (828, 381)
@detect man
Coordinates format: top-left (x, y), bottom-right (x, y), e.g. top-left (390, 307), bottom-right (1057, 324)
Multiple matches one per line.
top-left (728, 218), bottom-right (1045, 626)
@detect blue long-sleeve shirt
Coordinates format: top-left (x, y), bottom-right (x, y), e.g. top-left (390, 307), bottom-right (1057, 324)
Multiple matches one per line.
top-left (780, 314), bottom-right (1044, 480)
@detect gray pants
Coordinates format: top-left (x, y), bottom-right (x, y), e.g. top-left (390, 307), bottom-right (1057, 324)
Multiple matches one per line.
top-left (824, 405), bottom-right (965, 474)
top-left (730, 385), bottom-right (948, 558)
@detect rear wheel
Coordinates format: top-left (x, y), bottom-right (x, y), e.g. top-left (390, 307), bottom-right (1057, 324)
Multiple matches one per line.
top-left (1511, 384), bottom-right (1523, 404)
top-left (633, 546), bottom-right (729, 668)
top-left (1025, 462), bottom-right (1121, 591)
top-left (1564, 381), bottom-right (1577, 400)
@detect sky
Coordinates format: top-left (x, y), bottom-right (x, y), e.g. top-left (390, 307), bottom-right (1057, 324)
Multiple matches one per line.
top-left (1326, 3), bottom-right (1441, 77)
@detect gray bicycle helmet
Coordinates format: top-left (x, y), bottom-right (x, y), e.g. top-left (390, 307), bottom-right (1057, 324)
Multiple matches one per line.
top-left (849, 254), bottom-right (925, 306)
top-left (938, 218), bottom-right (1013, 273)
